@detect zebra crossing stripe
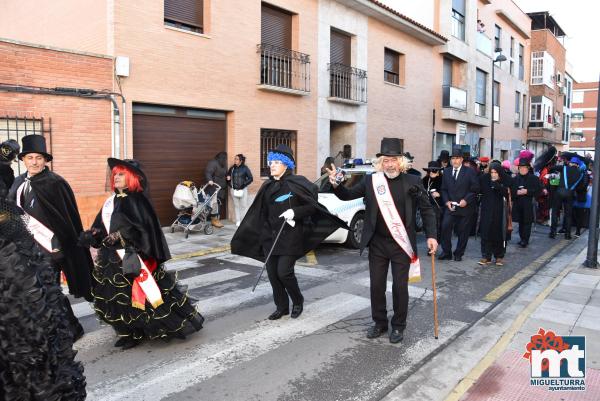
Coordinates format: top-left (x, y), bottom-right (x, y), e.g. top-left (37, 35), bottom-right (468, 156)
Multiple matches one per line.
top-left (355, 277), bottom-right (443, 300)
top-left (87, 293), bottom-right (370, 401)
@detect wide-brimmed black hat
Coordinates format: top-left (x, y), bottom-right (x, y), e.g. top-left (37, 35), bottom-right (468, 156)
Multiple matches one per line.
top-left (107, 158), bottom-right (147, 187)
top-left (450, 146), bottom-right (463, 158)
top-left (18, 135), bottom-right (52, 161)
top-left (438, 150), bottom-right (450, 162)
top-left (423, 160), bottom-right (442, 171)
top-left (533, 146), bottom-right (557, 172)
top-left (376, 138), bottom-right (403, 157)
top-left (269, 144), bottom-right (295, 162)
top-left (403, 152), bottom-right (415, 161)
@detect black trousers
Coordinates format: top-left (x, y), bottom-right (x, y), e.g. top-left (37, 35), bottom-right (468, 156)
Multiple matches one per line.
top-left (368, 234), bottom-right (411, 330)
top-left (481, 239), bottom-right (505, 259)
top-left (266, 254), bottom-right (303, 311)
top-left (441, 211), bottom-right (472, 257)
top-left (551, 194), bottom-right (573, 233)
top-left (50, 261), bottom-right (84, 337)
top-left (517, 221), bottom-right (533, 244)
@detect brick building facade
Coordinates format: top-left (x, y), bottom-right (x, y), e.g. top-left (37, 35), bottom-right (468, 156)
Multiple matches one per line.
top-left (569, 81), bottom-right (599, 155)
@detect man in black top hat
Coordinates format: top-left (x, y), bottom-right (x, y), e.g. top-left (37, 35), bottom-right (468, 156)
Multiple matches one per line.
top-left (232, 144), bottom-right (347, 321)
top-left (8, 135), bottom-right (93, 340)
top-left (326, 138), bottom-right (437, 344)
top-left (439, 146), bottom-right (480, 261)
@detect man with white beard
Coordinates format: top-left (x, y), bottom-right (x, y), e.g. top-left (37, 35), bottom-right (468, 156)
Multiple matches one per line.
top-left (326, 138), bottom-right (437, 344)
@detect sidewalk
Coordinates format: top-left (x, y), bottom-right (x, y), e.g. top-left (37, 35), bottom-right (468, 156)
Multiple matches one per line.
top-left (162, 222), bottom-right (236, 261)
top-left (457, 248), bottom-right (600, 400)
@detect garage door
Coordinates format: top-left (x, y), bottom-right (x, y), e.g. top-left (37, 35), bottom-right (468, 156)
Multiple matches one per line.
top-left (133, 106), bottom-right (226, 225)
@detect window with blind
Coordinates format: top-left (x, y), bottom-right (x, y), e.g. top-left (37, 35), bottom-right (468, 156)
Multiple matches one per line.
top-left (330, 29), bottom-right (351, 66)
top-left (384, 48), bottom-right (400, 85)
top-left (476, 69), bottom-right (487, 105)
top-left (260, 129), bottom-right (297, 177)
top-left (164, 0), bottom-right (203, 33)
top-left (261, 3), bottom-right (292, 49)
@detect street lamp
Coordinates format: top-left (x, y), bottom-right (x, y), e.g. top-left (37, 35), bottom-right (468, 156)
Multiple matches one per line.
top-left (490, 52), bottom-right (507, 159)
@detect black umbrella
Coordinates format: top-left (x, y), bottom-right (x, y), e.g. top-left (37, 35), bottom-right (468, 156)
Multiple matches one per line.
top-left (533, 146), bottom-right (557, 172)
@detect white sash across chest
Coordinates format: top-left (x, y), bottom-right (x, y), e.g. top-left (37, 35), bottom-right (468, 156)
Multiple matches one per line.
top-left (16, 180), bottom-right (54, 253)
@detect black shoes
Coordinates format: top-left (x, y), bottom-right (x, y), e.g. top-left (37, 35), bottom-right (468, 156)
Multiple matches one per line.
top-left (114, 337), bottom-right (140, 350)
top-left (558, 228), bottom-right (567, 234)
top-left (72, 324), bottom-right (84, 342)
top-left (549, 231), bottom-right (556, 239)
top-left (268, 309), bottom-right (289, 320)
top-left (290, 304), bottom-right (303, 319)
top-left (518, 241), bottom-right (528, 248)
top-left (438, 253), bottom-right (452, 260)
top-left (366, 325), bottom-right (388, 339)
top-left (453, 255), bottom-right (462, 262)
top-left (565, 233), bottom-right (572, 240)
top-left (575, 230), bottom-right (581, 238)
top-left (389, 329), bottom-right (404, 344)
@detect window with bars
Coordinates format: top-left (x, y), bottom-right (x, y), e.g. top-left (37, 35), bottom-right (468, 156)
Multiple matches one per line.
top-left (260, 128), bottom-right (297, 177)
top-left (164, 0), bottom-right (204, 33)
top-left (384, 48), bottom-right (401, 85)
top-left (0, 116), bottom-right (46, 175)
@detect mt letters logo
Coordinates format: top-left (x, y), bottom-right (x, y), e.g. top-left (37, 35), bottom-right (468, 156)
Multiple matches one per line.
top-left (523, 328), bottom-right (586, 391)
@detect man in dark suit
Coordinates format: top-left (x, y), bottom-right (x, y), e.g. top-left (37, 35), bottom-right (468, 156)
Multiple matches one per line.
top-left (439, 146), bottom-right (480, 261)
top-left (326, 138), bottom-right (437, 344)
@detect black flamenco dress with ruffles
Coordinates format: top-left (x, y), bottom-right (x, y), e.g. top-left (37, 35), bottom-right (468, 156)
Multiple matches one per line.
top-left (89, 190), bottom-right (204, 341)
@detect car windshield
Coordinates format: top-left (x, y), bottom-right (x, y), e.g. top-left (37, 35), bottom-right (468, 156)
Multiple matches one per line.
top-left (315, 170), bottom-right (369, 193)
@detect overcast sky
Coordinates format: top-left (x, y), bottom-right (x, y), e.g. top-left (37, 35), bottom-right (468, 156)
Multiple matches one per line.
top-left (513, 0), bottom-right (599, 83)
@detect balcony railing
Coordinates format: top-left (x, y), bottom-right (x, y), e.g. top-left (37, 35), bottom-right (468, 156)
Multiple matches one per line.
top-left (442, 85), bottom-right (467, 111)
top-left (328, 63), bottom-right (367, 103)
top-left (528, 121), bottom-right (555, 131)
top-left (258, 43), bottom-right (310, 93)
top-left (476, 32), bottom-right (493, 57)
top-left (475, 102), bottom-right (486, 118)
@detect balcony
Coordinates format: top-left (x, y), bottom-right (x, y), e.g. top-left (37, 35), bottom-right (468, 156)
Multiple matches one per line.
top-left (475, 102), bottom-right (487, 118)
top-left (442, 85), bottom-right (467, 111)
top-left (528, 121), bottom-right (562, 143)
top-left (529, 121), bottom-right (555, 131)
top-left (476, 32), bottom-right (493, 58)
top-left (258, 44), bottom-right (311, 95)
top-left (328, 63), bottom-right (367, 104)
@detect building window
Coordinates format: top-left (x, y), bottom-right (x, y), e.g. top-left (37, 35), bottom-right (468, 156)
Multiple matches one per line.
top-left (531, 51), bottom-right (555, 87)
top-left (571, 113), bottom-right (584, 122)
top-left (522, 94), bottom-right (527, 128)
top-left (164, 0), bottom-right (203, 33)
top-left (515, 91), bottom-right (521, 127)
top-left (384, 48), bottom-right (403, 85)
top-left (451, 0), bottom-right (465, 41)
top-left (572, 91), bottom-right (584, 104)
top-left (530, 103), bottom-right (542, 121)
top-left (510, 37), bottom-right (514, 57)
top-left (260, 128), bottom-right (297, 177)
top-left (529, 96), bottom-right (553, 127)
top-left (0, 117), bottom-right (46, 175)
top-left (493, 81), bottom-right (500, 121)
top-left (494, 24), bottom-right (502, 51)
top-left (562, 114), bottom-right (570, 142)
top-left (475, 68), bottom-right (487, 117)
top-left (518, 43), bottom-right (524, 80)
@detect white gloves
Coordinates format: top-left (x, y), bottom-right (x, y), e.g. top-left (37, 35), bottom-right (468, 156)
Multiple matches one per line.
top-left (279, 209), bottom-right (296, 227)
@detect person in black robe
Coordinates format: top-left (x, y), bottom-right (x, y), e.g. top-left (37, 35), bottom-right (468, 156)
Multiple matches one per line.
top-left (422, 160), bottom-right (443, 241)
top-left (8, 135), bottom-right (92, 340)
top-left (326, 138), bottom-right (437, 344)
top-left (478, 163), bottom-right (510, 266)
top-left (0, 139), bottom-right (19, 199)
top-left (231, 144), bottom-right (347, 320)
top-left (511, 154), bottom-right (541, 248)
top-left (79, 158), bottom-right (204, 349)
top-left (0, 198), bottom-right (86, 401)
top-left (549, 157), bottom-right (587, 239)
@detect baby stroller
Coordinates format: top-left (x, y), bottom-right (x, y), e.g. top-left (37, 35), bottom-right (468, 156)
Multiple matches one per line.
top-left (170, 181), bottom-right (222, 238)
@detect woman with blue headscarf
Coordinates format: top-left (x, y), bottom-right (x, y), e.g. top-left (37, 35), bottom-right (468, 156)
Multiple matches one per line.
top-left (231, 144), bottom-right (347, 320)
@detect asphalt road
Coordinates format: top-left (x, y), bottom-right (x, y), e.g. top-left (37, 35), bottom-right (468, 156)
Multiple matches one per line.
top-left (72, 224), bottom-right (575, 401)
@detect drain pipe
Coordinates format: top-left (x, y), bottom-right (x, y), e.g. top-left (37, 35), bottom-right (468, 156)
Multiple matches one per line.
top-left (122, 98), bottom-right (127, 159)
top-left (109, 96), bottom-right (120, 158)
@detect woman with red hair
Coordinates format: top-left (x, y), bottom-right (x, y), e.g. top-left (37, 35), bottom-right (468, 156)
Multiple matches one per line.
top-left (80, 158), bottom-right (203, 349)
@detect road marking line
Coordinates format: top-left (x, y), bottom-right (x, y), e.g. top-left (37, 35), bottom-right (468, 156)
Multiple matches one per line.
top-left (482, 241), bottom-right (566, 303)
top-left (444, 247), bottom-right (584, 401)
top-left (179, 268), bottom-right (249, 288)
top-left (87, 293), bottom-right (370, 401)
top-left (170, 245), bottom-right (231, 261)
top-left (355, 278), bottom-right (444, 300)
top-left (217, 254), bottom-right (333, 277)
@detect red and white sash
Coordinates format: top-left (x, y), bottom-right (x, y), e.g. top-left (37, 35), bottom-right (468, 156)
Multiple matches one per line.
top-left (371, 172), bottom-right (421, 282)
top-left (102, 195), bottom-right (164, 310)
top-left (16, 180), bottom-right (54, 253)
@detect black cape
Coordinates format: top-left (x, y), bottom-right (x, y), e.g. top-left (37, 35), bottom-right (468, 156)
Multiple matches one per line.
top-left (10, 168), bottom-right (94, 299)
top-left (479, 174), bottom-right (509, 242)
top-left (92, 190), bottom-right (171, 264)
top-left (231, 174), bottom-right (348, 262)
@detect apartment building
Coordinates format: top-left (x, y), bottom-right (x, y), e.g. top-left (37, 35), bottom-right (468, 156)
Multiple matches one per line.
top-left (525, 11), bottom-right (570, 155)
top-left (569, 81), bottom-right (599, 156)
top-left (0, 0), bottom-right (446, 223)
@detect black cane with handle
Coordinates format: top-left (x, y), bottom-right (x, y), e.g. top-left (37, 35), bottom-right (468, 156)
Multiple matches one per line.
top-left (252, 219), bottom-right (287, 292)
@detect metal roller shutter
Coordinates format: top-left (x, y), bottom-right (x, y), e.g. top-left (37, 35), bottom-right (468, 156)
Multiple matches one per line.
top-left (164, 0), bottom-right (203, 29)
top-left (261, 3), bottom-right (292, 48)
top-left (330, 29), bottom-right (351, 65)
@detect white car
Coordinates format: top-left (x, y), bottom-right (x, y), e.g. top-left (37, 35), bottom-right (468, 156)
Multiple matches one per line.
top-left (315, 165), bottom-right (374, 248)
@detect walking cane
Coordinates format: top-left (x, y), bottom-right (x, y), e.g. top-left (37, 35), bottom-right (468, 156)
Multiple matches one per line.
top-left (431, 252), bottom-right (439, 339)
top-left (252, 220), bottom-right (287, 292)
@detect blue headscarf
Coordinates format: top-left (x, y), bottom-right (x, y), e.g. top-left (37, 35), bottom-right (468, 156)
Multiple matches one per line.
top-left (267, 151), bottom-right (295, 170)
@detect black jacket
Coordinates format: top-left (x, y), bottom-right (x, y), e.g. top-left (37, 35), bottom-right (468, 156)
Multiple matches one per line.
top-left (479, 174), bottom-right (509, 242)
top-left (227, 164), bottom-right (253, 190)
top-left (511, 172), bottom-right (541, 224)
top-left (422, 175), bottom-right (443, 208)
top-left (440, 166), bottom-right (480, 216)
top-left (8, 168), bottom-right (94, 300)
top-left (231, 173), bottom-right (347, 261)
top-left (205, 158), bottom-right (227, 188)
top-left (334, 173), bottom-right (436, 255)
top-left (0, 164), bottom-right (14, 199)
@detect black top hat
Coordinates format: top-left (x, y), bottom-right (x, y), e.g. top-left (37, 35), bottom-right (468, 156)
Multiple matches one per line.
top-left (450, 146), bottom-right (463, 158)
top-left (403, 152), bottom-right (415, 161)
top-left (438, 150), bottom-right (450, 162)
top-left (107, 158), bottom-right (147, 188)
top-left (376, 138), bottom-right (403, 157)
top-left (423, 160), bottom-right (442, 171)
top-left (18, 135), bottom-right (52, 161)
top-left (269, 144), bottom-right (295, 162)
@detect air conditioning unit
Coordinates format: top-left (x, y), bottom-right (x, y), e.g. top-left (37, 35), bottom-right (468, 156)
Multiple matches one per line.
top-left (559, 86), bottom-right (567, 95)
